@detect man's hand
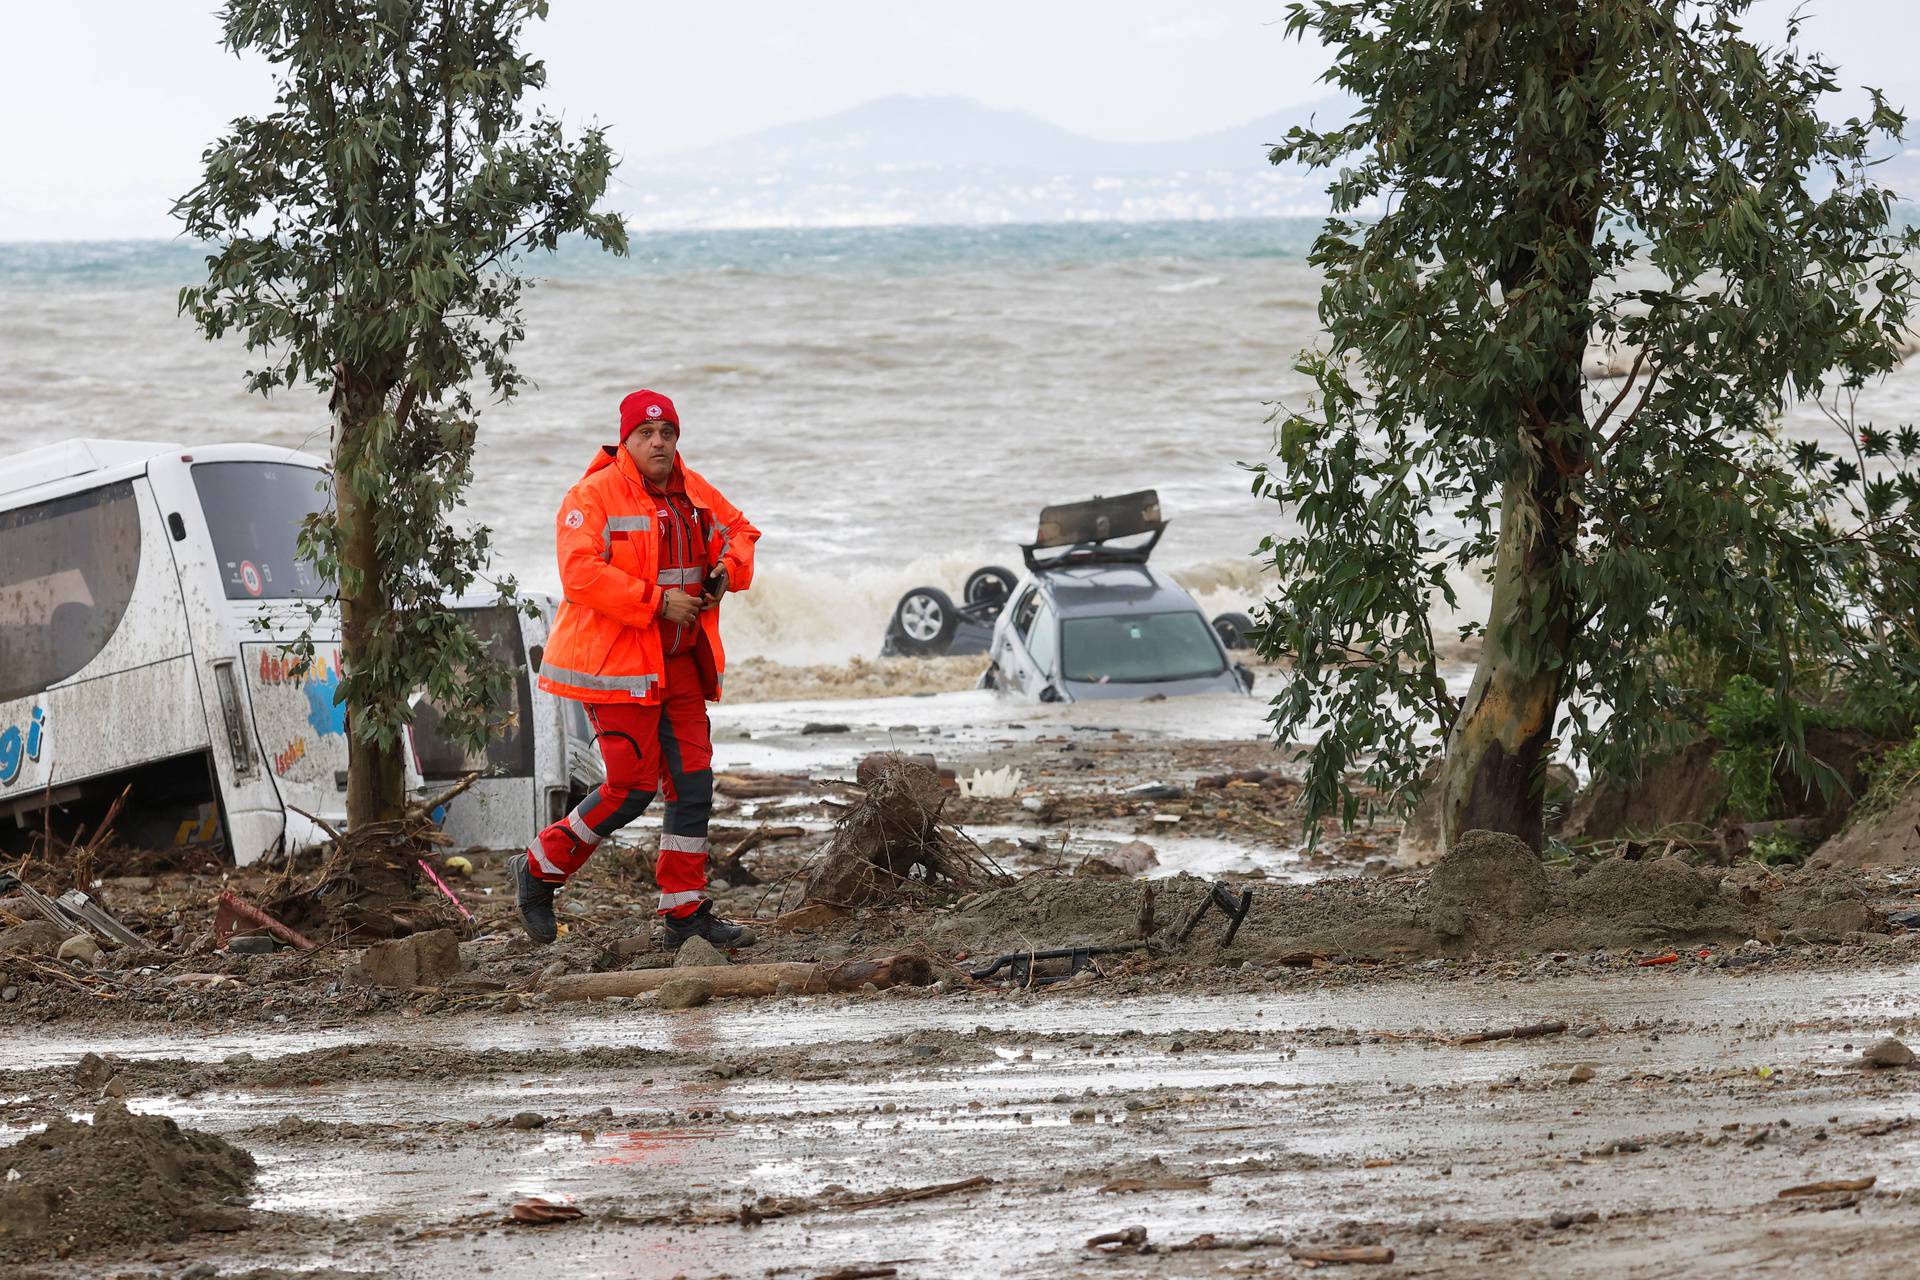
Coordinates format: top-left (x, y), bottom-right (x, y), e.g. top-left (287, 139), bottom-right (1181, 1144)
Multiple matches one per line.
top-left (661, 588), bottom-right (701, 626)
top-left (700, 565), bottom-right (730, 610)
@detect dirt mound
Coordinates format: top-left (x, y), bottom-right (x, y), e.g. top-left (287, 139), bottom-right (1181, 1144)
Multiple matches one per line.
top-left (1427, 831), bottom-right (1550, 937)
top-left (0, 1101), bottom-right (256, 1262)
top-left (1568, 855), bottom-right (1713, 922)
top-left (1766, 867), bottom-right (1876, 939)
top-left (1813, 782), bottom-right (1920, 869)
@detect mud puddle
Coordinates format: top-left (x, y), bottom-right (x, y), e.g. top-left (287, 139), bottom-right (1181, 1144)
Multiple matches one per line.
top-left (8, 963), bottom-right (1920, 1278)
top-left (7, 961), bottom-right (1916, 1073)
top-left (713, 688), bottom-right (1272, 774)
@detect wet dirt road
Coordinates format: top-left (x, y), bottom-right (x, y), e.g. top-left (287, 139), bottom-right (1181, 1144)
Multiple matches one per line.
top-left (6, 960), bottom-right (1919, 1278)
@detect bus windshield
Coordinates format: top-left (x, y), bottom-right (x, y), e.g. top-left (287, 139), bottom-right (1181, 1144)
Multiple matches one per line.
top-left (191, 462), bottom-right (329, 599)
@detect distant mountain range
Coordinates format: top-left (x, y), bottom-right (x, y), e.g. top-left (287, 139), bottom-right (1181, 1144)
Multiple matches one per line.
top-left (639, 93), bottom-right (1352, 176)
top-left (610, 92), bottom-right (1920, 232)
top-left (613, 94), bottom-right (1355, 229)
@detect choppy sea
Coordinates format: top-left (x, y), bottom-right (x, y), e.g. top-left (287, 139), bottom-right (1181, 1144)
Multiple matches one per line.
top-left (2, 218), bottom-right (1913, 665)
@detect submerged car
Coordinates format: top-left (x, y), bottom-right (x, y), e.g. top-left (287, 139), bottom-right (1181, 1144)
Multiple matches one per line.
top-left (882, 490), bottom-right (1255, 701)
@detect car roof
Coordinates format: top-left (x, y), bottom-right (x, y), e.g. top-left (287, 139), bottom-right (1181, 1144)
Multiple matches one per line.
top-left (1034, 562), bottom-right (1197, 618)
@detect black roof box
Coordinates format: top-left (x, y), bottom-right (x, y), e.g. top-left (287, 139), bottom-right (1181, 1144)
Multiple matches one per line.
top-left (1022, 489), bottom-right (1166, 571)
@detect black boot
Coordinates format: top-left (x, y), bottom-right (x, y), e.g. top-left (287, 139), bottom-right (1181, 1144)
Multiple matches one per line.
top-left (661, 900), bottom-right (758, 950)
top-left (509, 852), bottom-right (559, 945)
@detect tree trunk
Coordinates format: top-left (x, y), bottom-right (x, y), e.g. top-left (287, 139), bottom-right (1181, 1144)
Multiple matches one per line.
top-left (335, 394), bottom-right (407, 829)
top-left (1439, 472), bottom-right (1573, 853)
top-left (1439, 3), bottom-right (1598, 856)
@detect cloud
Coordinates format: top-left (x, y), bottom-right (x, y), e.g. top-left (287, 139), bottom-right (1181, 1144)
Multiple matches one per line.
top-left (1136, 14), bottom-right (1234, 47)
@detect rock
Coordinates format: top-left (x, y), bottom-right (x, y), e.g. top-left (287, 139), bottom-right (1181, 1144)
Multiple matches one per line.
top-left (1127, 784), bottom-right (1185, 802)
top-left (102, 1074), bottom-right (127, 1098)
top-left (57, 933), bottom-right (102, 966)
top-left (1108, 841), bottom-right (1160, 874)
top-left (1568, 1064), bottom-right (1596, 1084)
top-left (1861, 1037), bottom-right (1915, 1069)
top-left (74, 1052), bottom-right (114, 1088)
top-left (1, 985), bottom-right (16, 1002)
top-left (1076, 840), bottom-right (1160, 878)
top-left (1549, 1210), bottom-right (1575, 1229)
top-left (773, 902), bottom-right (847, 933)
top-left (674, 936), bottom-right (731, 968)
top-left (226, 934), bottom-right (276, 955)
top-left (657, 976), bottom-right (714, 1010)
top-left (511, 1111), bottom-right (546, 1130)
top-left (800, 722), bottom-right (851, 735)
top-left (0, 920), bottom-right (72, 957)
top-left (911, 1043), bottom-right (939, 1059)
top-left (357, 929), bottom-right (463, 989)
top-left (608, 936), bottom-right (659, 962)
top-left (1426, 830), bottom-right (1550, 937)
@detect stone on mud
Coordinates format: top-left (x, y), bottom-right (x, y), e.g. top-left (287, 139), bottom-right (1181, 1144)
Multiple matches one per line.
top-left (0, 1101), bottom-right (256, 1263)
top-left (57, 934), bottom-right (103, 966)
top-left (1861, 1038), bottom-right (1915, 1069)
top-left (1426, 831), bottom-right (1549, 937)
top-left (357, 928), bottom-right (462, 989)
top-left (657, 975), bottom-right (714, 1010)
top-left (1076, 840), bottom-right (1159, 877)
top-left (0, 920), bottom-right (72, 957)
top-left (674, 936), bottom-right (731, 968)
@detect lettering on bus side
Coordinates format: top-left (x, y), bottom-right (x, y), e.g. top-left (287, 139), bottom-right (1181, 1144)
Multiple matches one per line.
top-left (0, 705), bottom-right (48, 788)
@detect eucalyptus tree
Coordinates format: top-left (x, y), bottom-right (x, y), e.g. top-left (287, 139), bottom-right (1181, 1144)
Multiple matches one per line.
top-left (1256, 0), bottom-right (1919, 852)
top-left (176, 1), bottom-right (627, 826)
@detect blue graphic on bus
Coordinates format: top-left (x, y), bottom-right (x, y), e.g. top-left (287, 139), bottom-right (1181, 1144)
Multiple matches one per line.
top-left (0, 706), bottom-right (47, 787)
top-left (303, 660), bottom-right (347, 738)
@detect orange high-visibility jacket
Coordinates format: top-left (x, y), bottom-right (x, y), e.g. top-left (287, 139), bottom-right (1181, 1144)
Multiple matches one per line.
top-left (537, 446), bottom-right (760, 704)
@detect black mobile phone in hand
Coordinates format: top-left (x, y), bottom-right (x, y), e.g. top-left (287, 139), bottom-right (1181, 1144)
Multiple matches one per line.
top-left (703, 567), bottom-right (726, 598)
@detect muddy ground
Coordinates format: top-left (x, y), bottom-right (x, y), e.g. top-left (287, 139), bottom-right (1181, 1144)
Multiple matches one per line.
top-left (4, 682), bottom-right (1920, 1277)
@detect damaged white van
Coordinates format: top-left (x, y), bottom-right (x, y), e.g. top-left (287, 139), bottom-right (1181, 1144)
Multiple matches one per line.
top-left (0, 438), bottom-right (600, 865)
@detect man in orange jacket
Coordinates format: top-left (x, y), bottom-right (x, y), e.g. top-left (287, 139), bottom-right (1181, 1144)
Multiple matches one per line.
top-left (508, 389), bottom-right (761, 948)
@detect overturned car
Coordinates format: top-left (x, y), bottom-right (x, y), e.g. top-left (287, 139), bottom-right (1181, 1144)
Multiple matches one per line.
top-left (882, 491), bottom-right (1254, 702)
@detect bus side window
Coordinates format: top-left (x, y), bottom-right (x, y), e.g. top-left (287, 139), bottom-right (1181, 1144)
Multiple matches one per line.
top-left (0, 481), bottom-right (143, 702)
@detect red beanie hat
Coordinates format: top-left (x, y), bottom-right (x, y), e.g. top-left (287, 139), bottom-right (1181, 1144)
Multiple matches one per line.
top-left (618, 389), bottom-right (679, 442)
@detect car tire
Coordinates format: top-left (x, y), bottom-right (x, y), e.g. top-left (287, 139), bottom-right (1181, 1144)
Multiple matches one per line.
top-left (1212, 611), bottom-right (1255, 650)
top-left (964, 565), bottom-right (1018, 608)
top-left (890, 586), bottom-right (960, 656)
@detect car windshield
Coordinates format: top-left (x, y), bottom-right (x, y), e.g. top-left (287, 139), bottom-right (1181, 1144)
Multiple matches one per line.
top-left (1060, 610), bottom-right (1225, 683)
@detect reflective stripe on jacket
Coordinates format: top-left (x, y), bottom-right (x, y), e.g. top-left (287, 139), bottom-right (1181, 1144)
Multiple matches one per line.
top-left (538, 446), bottom-right (760, 705)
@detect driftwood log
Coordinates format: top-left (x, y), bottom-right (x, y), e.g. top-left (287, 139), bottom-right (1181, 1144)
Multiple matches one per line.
top-left (543, 953), bottom-right (935, 1002)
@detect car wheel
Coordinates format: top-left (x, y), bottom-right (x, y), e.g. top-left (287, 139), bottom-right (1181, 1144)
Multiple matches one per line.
top-left (1212, 611), bottom-right (1255, 650)
top-left (890, 586), bottom-right (959, 655)
top-left (964, 565), bottom-right (1018, 608)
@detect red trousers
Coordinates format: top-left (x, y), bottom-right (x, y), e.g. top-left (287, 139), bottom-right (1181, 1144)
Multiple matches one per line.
top-left (524, 653), bottom-right (714, 917)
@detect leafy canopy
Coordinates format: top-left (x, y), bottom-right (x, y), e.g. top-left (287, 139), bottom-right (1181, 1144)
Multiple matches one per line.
top-left (175, 0), bottom-right (628, 754)
top-left (1254, 0), bottom-right (1919, 829)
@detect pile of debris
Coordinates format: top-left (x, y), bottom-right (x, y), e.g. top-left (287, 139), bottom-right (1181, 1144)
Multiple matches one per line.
top-left (797, 754), bottom-right (1007, 911)
top-left (0, 1101), bottom-right (256, 1262)
top-left (262, 777), bottom-right (480, 942)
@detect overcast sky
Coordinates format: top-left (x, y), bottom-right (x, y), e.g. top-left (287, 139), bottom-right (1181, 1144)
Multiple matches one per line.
top-left (3, 0), bottom-right (1915, 240)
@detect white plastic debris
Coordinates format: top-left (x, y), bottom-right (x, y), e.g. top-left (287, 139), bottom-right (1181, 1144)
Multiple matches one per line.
top-left (960, 766), bottom-right (1025, 799)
